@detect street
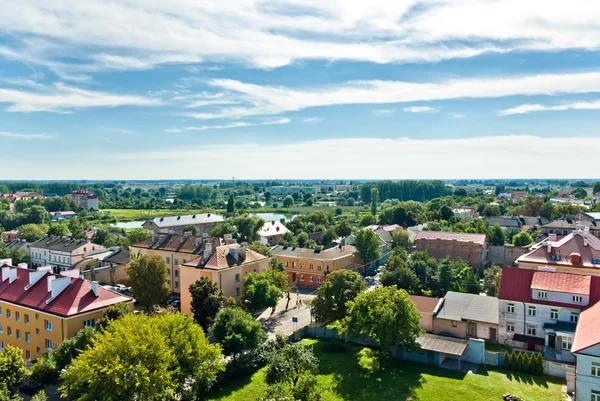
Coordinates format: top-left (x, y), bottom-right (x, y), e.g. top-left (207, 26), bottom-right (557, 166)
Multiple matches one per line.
top-left (257, 288), bottom-right (316, 338)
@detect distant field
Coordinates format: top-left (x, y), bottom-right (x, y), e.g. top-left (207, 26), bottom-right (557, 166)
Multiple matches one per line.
top-left (206, 339), bottom-right (565, 401)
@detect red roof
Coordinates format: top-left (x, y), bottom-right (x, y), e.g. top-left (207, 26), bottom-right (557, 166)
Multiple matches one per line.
top-left (517, 230), bottom-right (600, 269)
top-left (382, 224), bottom-right (403, 233)
top-left (184, 244), bottom-right (268, 270)
top-left (572, 301), bottom-right (600, 353)
top-left (408, 295), bottom-right (441, 314)
top-left (414, 231), bottom-right (487, 246)
top-left (0, 265), bottom-right (132, 317)
top-left (499, 268), bottom-right (600, 310)
top-left (531, 271), bottom-right (591, 295)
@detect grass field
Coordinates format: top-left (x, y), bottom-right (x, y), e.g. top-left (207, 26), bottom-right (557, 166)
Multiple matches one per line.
top-left (206, 339), bottom-right (565, 401)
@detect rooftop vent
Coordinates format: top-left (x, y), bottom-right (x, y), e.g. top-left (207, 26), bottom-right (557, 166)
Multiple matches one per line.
top-left (160, 217), bottom-right (164, 222)
top-left (177, 216), bottom-right (181, 220)
top-left (207, 213), bottom-right (211, 217)
top-left (192, 215), bottom-right (196, 219)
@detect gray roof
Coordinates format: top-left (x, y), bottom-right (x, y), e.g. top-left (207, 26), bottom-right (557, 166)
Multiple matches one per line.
top-left (146, 213), bottom-right (224, 228)
top-left (5, 240), bottom-right (28, 251)
top-left (488, 216), bottom-right (522, 228)
top-left (435, 291), bottom-right (499, 325)
top-left (30, 237), bottom-right (95, 252)
top-left (584, 212), bottom-right (600, 222)
top-left (417, 333), bottom-right (468, 356)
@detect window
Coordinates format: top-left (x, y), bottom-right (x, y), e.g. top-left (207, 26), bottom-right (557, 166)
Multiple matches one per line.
top-left (506, 323), bottom-right (515, 332)
top-left (83, 319), bottom-right (95, 328)
top-left (537, 291), bottom-right (547, 299)
top-left (36, 347), bottom-right (40, 354)
top-left (551, 255), bottom-right (561, 261)
top-left (300, 264), bottom-right (304, 269)
top-left (7, 327), bottom-right (12, 337)
top-left (507, 303), bottom-right (515, 313)
top-left (452, 321), bottom-right (458, 328)
top-left (309, 276), bottom-right (313, 282)
top-left (0, 341), bottom-right (3, 350)
top-left (528, 306), bottom-right (536, 317)
top-left (527, 325), bottom-right (536, 336)
top-left (326, 265), bottom-right (330, 272)
top-left (175, 270), bottom-right (179, 277)
top-left (166, 257), bottom-right (170, 264)
top-left (235, 287), bottom-right (240, 297)
top-left (317, 277), bottom-right (322, 285)
top-left (24, 314), bottom-right (29, 325)
top-left (36, 328), bottom-right (40, 335)
top-left (318, 266), bottom-right (321, 272)
top-left (309, 264), bottom-right (313, 270)
top-left (593, 390), bottom-right (600, 401)
top-left (593, 258), bottom-right (600, 265)
top-left (35, 313), bottom-right (39, 320)
top-left (174, 259), bottom-right (179, 266)
top-left (25, 350), bottom-right (31, 361)
top-left (45, 339), bottom-right (53, 350)
top-left (300, 274), bottom-right (305, 281)
top-left (573, 295), bottom-right (583, 303)
top-left (592, 362), bottom-right (600, 377)
top-left (167, 280), bottom-right (171, 285)
top-left (6, 309), bottom-right (11, 319)
top-left (235, 273), bottom-right (240, 282)
top-left (292, 262), bottom-right (295, 268)
top-left (175, 282), bottom-right (179, 289)
top-left (571, 312), bottom-right (580, 323)
top-left (167, 269), bottom-right (171, 275)
top-left (45, 320), bottom-right (52, 332)
top-left (16, 329), bottom-right (21, 340)
top-left (25, 332), bottom-right (30, 343)
top-left (15, 311), bottom-right (20, 322)
top-left (562, 336), bottom-right (573, 350)
top-left (0, 324), bottom-right (3, 334)
top-left (0, 306), bottom-right (2, 316)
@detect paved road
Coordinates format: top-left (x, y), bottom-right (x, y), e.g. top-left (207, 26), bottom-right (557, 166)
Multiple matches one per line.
top-left (258, 289), bottom-right (316, 338)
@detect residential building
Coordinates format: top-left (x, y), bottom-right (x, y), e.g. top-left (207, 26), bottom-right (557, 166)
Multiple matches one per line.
top-left (49, 211), bottom-right (77, 221)
top-left (259, 220), bottom-right (289, 246)
top-left (542, 218), bottom-right (600, 239)
top-left (179, 243), bottom-right (270, 314)
top-left (142, 213), bottom-right (224, 234)
top-left (572, 301), bottom-right (600, 401)
top-left (498, 267), bottom-right (600, 361)
top-left (488, 216), bottom-right (549, 231)
top-left (4, 240), bottom-right (28, 253)
top-left (408, 295), bottom-right (442, 333)
top-left (74, 247), bottom-right (131, 285)
top-left (0, 263), bottom-right (133, 363)
top-left (452, 207), bottom-right (476, 221)
top-left (29, 237), bottom-right (104, 272)
top-left (345, 229), bottom-right (389, 264)
top-left (271, 244), bottom-right (357, 287)
top-left (515, 229), bottom-right (600, 276)
top-left (414, 231), bottom-right (488, 268)
top-left (2, 230), bottom-right (18, 243)
top-left (433, 291), bottom-right (499, 342)
top-left (582, 212), bottom-right (600, 223)
top-left (130, 233), bottom-right (225, 294)
top-left (67, 190), bottom-right (99, 211)
top-left (550, 192), bottom-right (576, 204)
top-left (594, 192), bottom-right (600, 202)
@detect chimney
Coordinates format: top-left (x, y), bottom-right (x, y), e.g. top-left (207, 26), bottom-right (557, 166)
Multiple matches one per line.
top-left (272, 220), bottom-right (275, 225)
top-left (47, 275), bottom-right (56, 292)
top-left (91, 281), bottom-right (99, 297)
top-left (46, 277), bottom-right (71, 304)
top-left (61, 269), bottom-right (81, 279)
top-left (25, 270), bottom-right (47, 290)
top-left (202, 233), bottom-right (209, 239)
top-left (203, 243), bottom-right (213, 261)
top-left (1, 266), bottom-right (11, 282)
top-left (549, 233), bottom-right (557, 242)
top-left (38, 266), bottom-right (52, 272)
top-left (18, 263), bottom-right (27, 269)
top-left (8, 268), bottom-right (17, 284)
top-left (230, 247), bottom-right (239, 261)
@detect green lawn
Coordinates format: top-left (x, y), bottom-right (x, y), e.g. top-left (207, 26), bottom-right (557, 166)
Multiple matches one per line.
top-left (206, 339), bottom-right (565, 401)
top-left (102, 208), bottom-right (213, 222)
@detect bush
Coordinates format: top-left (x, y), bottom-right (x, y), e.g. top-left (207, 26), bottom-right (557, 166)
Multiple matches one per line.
top-left (224, 350), bottom-right (261, 380)
top-left (30, 356), bottom-right (60, 385)
top-left (503, 351), bottom-right (510, 369)
top-left (516, 352), bottom-right (524, 372)
top-left (535, 353), bottom-right (544, 376)
top-left (510, 350), bottom-right (518, 371)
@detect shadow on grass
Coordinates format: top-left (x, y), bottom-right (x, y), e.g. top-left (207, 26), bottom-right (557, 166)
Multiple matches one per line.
top-left (477, 365), bottom-right (563, 389)
top-left (201, 373), bottom-right (257, 401)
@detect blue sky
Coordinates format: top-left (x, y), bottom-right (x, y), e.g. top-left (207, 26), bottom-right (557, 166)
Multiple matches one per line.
top-left (1, 0), bottom-right (600, 180)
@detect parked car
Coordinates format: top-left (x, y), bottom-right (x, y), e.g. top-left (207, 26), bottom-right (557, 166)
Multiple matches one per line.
top-left (19, 382), bottom-right (44, 396)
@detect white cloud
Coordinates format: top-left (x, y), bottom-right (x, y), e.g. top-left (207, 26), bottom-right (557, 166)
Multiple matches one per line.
top-left (24, 135), bottom-right (592, 180)
top-left (402, 106), bottom-right (439, 113)
top-left (449, 113), bottom-right (465, 118)
top-left (371, 109), bottom-right (395, 116)
top-left (498, 100), bottom-right (600, 116)
top-left (187, 71), bottom-right (600, 119)
top-left (0, 131), bottom-right (53, 140)
top-left (108, 128), bottom-right (138, 135)
top-left (0, 82), bottom-right (161, 113)
top-left (166, 118), bottom-right (290, 133)
top-left (301, 117), bottom-right (324, 123)
top-left (2, 1), bottom-right (600, 73)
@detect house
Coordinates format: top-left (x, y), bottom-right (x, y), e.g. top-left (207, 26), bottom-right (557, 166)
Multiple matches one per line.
top-left (488, 216), bottom-right (523, 230)
top-left (259, 220), bottom-right (289, 246)
top-left (131, 233), bottom-right (226, 294)
top-left (542, 218), bottom-right (600, 239)
top-left (414, 231), bottom-right (488, 268)
top-left (594, 192), bottom-right (600, 202)
top-left (344, 230), bottom-right (389, 265)
top-left (29, 237), bottom-right (104, 273)
top-left (4, 240), bottom-right (28, 253)
top-left (582, 212), bottom-right (600, 223)
top-left (142, 213), bottom-right (224, 234)
top-left (179, 243), bottom-right (270, 313)
top-left (271, 244), bottom-right (357, 287)
top-left (572, 301), bottom-right (600, 401)
top-left (0, 263), bottom-right (132, 363)
top-left (1, 230), bottom-right (19, 243)
top-left (452, 207), bottom-right (476, 221)
top-left (432, 291), bottom-right (499, 342)
top-left (498, 267), bottom-right (600, 361)
top-left (49, 211), bottom-right (77, 221)
top-left (511, 191), bottom-right (529, 200)
top-left (550, 192), bottom-right (576, 204)
top-left (67, 190), bottom-right (99, 211)
top-left (74, 247), bottom-right (131, 285)
top-left (408, 295), bottom-right (442, 333)
top-left (515, 228), bottom-right (600, 276)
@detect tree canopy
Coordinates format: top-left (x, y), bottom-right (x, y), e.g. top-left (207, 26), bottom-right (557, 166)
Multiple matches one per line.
top-left (189, 277), bottom-right (225, 331)
top-left (312, 269), bottom-right (366, 324)
top-left (125, 254), bottom-right (170, 310)
top-left (211, 306), bottom-right (266, 359)
top-left (354, 229), bottom-right (382, 269)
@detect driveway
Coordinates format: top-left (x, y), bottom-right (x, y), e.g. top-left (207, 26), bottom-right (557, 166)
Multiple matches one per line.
top-left (258, 288), bottom-right (316, 339)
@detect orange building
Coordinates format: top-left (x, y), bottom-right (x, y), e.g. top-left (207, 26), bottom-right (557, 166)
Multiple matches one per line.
top-left (271, 244), bottom-right (357, 287)
top-left (0, 263), bottom-right (132, 363)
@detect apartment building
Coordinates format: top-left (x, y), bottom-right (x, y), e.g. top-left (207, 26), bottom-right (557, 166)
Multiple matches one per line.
top-left (67, 190), bottom-right (99, 211)
top-left (414, 231), bottom-right (488, 268)
top-left (259, 220), bottom-right (289, 246)
top-left (271, 244), bottom-right (357, 287)
top-left (179, 243), bottom-right (270, 314)
top-left (2, 230), bottom-right (19, 243)
top-left (130, 233), bottom-right (225, 294)
top-left (572, 301), bottom-right (600, 401)
top-left (0, 263), bottom-right (132, 363)
top-left (142, 213), bottom-right (224, 234)
top-left (29, 237), bottom-right (104, 272)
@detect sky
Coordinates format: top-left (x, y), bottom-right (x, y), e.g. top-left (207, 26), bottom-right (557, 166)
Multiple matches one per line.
top-left (2, 0), bottom-right (600, 180)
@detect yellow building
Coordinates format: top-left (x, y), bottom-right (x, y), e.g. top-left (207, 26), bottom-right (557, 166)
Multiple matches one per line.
top-left (179, 243), bottom-right (270, 315)
top-left (0, 263), bottom-right (132, 363)
top-left (131, 233), bottom-right (227, 295)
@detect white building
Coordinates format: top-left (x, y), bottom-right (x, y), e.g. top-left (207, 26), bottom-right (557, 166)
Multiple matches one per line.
top-left (572, 301), bottom-right (600, 401)
top-left (29, 237), bottom-right (104, 273)
top-left (452, 207), bottom-right (476, 221)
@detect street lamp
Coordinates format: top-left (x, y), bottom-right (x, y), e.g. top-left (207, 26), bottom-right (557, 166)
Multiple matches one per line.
top-left (61, 368), bottom-right (71, 401)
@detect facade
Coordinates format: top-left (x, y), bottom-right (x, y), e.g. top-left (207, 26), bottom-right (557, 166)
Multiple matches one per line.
top-left (179, 243), bottom-right (270, 314)
top-left (572, 301), bottom-right (600, 401)
top-left (542, 219), bottom-right (600, 239)
top-left (142, 213), bottom-right (224, 234)
top-left (49, 211), bottom-right (77, 221)
top-left (408, 295), bottom-right (442, 333)
top-left (414, 231), bottom-right (488, 268)
top-left (0, 263), bottom-right (132, 363)
top-left (67, 190), bottom-right (99, 211)
top-left (271, 244), bottom-right (357, 288)
top-left (2, 230), bottom-right (19, 243)
top-left (131, 233), bottom-right (226, 294)
top-left (74, 247), bottom-right (131, 285)
top-left (452, 207), bottom-right (476, 221)
top-left (29, 237), bottom-right (104, 272)
top-left (433, 291), bottom-right (499, 342)
top-left (498, 267), bottom-right (600, 362)
top-left (595, 192), bottom-right (600, 202)
top-left (516, 229), bottom-right (600, 276)
top-left (259, 220), bottom-right (289, 246)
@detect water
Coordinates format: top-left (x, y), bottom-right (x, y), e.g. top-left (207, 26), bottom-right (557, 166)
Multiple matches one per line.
top-left (254, 213), bottom-right (294, 222)
top-left (112, 221), bottom-right (145, 229)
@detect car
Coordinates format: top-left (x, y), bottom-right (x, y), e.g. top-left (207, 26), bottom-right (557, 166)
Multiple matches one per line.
top-left (19, 382), bottom-right (44, 396)
top-left (102, 285), bottom-right (118, 292)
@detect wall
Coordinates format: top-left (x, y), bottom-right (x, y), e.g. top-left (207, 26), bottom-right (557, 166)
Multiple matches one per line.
top-left (433, 318), bottom-right (467, 338)
top-left (81, 264), bottom-right (129, 285)
top-left (476, 321), bottom-right (499, 342)
top-left (576, 351), bottom-right (600, 401)
top-left (415, 238), bottom-right (486, 268)
top-left (488, 245), bottom-right (505, 265)
top-left (419, 312), bottom-right (434, 333)
top-left (461, 338), bottom-right (485, 364)
top-left (504, 245), bottom-right (530, 267)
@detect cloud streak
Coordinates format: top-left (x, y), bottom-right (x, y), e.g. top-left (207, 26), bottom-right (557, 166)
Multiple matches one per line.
top-left (498, 100), bottom-right (600, 115)
top-left (166, 118), bottom-right (291, 133)
top-left (0, 131), bottom-right (53, 140)
top-left (403, 106), bottom-right (439, 113)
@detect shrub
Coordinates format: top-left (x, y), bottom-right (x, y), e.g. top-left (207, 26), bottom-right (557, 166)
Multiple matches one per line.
top-left (30, 356), bottom-right (60, 385)
top-left (510, 350), bottom-right (518, 371)
top-left (516, 352), bottom-right (524, 372)
top-left (503, 351), bottom-right (510, 369)
top-left (535, 353), bottom-right (544, 376)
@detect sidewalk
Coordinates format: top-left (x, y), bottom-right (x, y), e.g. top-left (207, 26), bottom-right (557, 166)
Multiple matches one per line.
top-left (257, 290), bottom-right (316, 338)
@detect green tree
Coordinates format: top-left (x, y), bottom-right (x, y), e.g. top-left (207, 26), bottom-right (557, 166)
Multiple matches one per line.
top-left (126, 228), bottom-right (152, 246)
top-left (437, 259), bottom-right (455, 296)
top-left (96, 302), bottom-right (132, 332)
top-left (189, 277), bottom-right (224, 331)
top-left (283, 196), bottom-right (294, 208)
top-left (264, 342), bottom-right (320, 401)
top-left (31, 390), bottom-right (48, 401)
top-left (312, 269), bottom-right (366, 324)
top-left (320, 227), bottom-right (337, 245)
top-left (125, 254), bottom-right (170, 310)
top-left (483, 265), bottom-right (502, 296)
top-left (63, 312), bottom-right (224, 401)
top-left (244, 271), bottom-right (283, 312)
top-left (264, 191), bottom-right (272, 202)
top-left (358, 213), bottom-right (376, 227)
top-left (0, 344), bottom-right (28, 392)
top-left (510, 350), bottom-right (518, 370)
top-left (355, 229), bottom-right (382, 270)
top-left (483, 204), bottom-right (501, 217)
top-left (370, 188), bottom-right (378, 215)
top-left (540, 202), bottom-right (556, 220)
top-left (211, 306), bottom-right (266, 360)
top-left (594, 182), bottom-right (600, 196)
top-left (380, 254), bottom-right (418, 293)
top-left (227, 194), bottom-right (235, 214)
top-left (335, 219), bottom-right (352, 238)
top-left (516, 352), bottom-right (524, 372)
top-left (503, 351), bottom-right (510, 369)
top-left (513, 231), bottom-right (534, 246)
top-left (18, 223), bottom-right (49, 242)
top-left (47, 223), bottom-right (69, 237)
top-left (391, 230), bottom-right (410, 251)
top-left (487, 223), bottom-right (506, 246)
top-left (340, 286), bottom-right (422, 354)
top-left (248, 241), bottom-right (272, 257)
top-left (572, 187), bottom-right (587, 199)
top-left (53, 326), bottom-right (98, 371)
top-left (68, 217), bottom-right (86, 240)
top-left (440, 204), bottom-right (453, 221)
